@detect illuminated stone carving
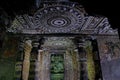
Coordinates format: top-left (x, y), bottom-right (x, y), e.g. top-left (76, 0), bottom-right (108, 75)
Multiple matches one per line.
top-left (22, 40), bottom-right (32, 80)
top-left (86, 41), bottom-right (95, 80)
top-left (7, 2), bottom-right (118, 35)
top-left (50, 54), bottom-right (64, 80)
top-left (33, 5), bottom-right (84, 33)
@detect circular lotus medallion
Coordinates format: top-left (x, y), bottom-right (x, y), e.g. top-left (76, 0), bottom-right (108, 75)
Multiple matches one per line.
top-left (33, 5), bottom-right (84, 33)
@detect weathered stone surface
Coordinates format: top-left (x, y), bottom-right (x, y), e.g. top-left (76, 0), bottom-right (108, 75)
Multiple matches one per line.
top-left (101, 59), bottom-right (120, 80)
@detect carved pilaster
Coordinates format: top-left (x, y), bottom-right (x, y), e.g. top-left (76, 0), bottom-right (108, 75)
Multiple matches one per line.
top-left (22, 40), bottom-right (32, 80)
top-left (86, 41), bottom-right (95, 80)
top-left (35, 49), bottom-right (43, 80)
top-left (75, 38), bottom-right (88, 80)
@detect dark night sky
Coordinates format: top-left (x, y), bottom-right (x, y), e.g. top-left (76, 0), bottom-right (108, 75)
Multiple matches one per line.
top-left (0, 0), bottom-right (120, 29)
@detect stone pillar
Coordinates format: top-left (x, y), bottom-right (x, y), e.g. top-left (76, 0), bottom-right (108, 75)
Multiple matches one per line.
top-left (77, 39), bottom-right (88, 80)
top-left (22, 40), bottom-right (32, 80)
top-left (35, 49), bottom-right (43, 80)
top-left (86, 41), bottom-right (95, 80)
top-left (64, 49), bottom-right (74, 80)
top-left (75, 37), bottom-right (88, 80)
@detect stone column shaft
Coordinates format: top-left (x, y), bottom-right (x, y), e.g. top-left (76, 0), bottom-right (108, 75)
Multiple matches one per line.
top-left (78, 42), bottom-right (88, 80)
top-left (22, 40), bottom-right (32, 80)
top-left (35, 50), bottom-right (43, 80)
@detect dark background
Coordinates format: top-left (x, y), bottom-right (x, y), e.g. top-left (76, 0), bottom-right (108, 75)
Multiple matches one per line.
top-left (0, 0), bottom-right (120, 29)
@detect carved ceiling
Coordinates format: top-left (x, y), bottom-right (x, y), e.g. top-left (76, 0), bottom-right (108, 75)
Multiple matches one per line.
top-left (6, 2), bottom-right (118, 35)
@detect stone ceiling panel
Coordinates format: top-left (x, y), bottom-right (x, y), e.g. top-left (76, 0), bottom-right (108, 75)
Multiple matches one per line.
top-left (6, 2), bottom-right (118, 35)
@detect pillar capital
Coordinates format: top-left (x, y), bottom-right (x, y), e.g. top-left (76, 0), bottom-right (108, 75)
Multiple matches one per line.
top-left (38, 49), bottom-right (43, 53)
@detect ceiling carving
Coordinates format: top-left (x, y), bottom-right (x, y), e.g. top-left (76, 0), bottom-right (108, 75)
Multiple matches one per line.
top-left (7, 2), bottom-right (118, 35)
top-left (33, 5), bottom-right (84, 33)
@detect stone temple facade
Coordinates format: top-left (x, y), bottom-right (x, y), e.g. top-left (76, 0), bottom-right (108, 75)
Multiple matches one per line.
top-left (0, 0), bottom-right (120, 80)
